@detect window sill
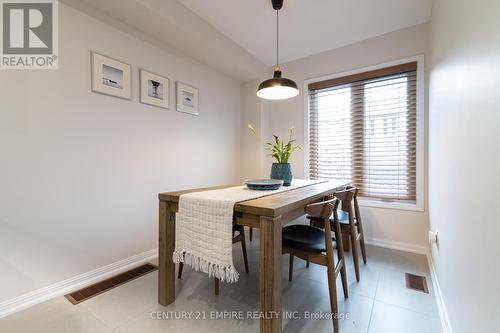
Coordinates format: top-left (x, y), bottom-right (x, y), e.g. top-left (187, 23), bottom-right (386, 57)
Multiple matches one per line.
top-left (357, 197), bottom-right (424, 212)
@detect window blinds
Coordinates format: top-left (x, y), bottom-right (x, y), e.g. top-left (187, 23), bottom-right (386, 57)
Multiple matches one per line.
top-left (308, 62), bottom-right (417, 202)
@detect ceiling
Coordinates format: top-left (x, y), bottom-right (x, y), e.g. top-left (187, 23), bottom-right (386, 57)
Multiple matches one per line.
top-left (63, 0), bottom-right (268, 82)
top-left (65, 0), bottom-right (433, 82)
top-left (178, 0), bottom-right (433, 66)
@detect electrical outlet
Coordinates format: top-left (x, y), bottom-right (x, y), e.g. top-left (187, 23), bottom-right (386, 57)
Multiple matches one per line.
top-left (428, 230), bottom-right (439, 245)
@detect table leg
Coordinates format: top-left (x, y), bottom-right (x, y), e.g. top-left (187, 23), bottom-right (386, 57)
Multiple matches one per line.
top-left (158, 201), bottom-right (176, 305)
top-left (259, 216), bottom-right (282, 333)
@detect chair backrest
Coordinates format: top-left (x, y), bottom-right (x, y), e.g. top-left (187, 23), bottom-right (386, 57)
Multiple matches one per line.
top-left (333, 187), bottom-right (357, 213)
top-left (305, 197), bottom-right (341, 248)
top-left (304, 197), bottom-right (339, 220)
top-left (346, 185), bottom-right (362, 224)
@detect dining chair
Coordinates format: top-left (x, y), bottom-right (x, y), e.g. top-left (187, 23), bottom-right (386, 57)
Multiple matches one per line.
top-left (282, 197), bottom-right (348, 333)
top-left (307, 186), bottom-right (367, 282)
top-left (177, 224), bottom-right (249, 295)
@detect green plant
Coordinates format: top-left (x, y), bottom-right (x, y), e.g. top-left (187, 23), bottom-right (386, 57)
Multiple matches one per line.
top-left (248, 124), bottom-right (301, 164)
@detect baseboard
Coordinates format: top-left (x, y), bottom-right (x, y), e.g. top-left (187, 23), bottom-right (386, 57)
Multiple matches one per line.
top-left (426, 253), bottom-right (453, 333)
top-left (0, 248), bottom-right (158, 319)
top-left (364, 236), bottom-right (429, 255)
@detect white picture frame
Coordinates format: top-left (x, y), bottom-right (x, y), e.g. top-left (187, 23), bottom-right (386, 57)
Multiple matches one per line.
top-left (91, 52), bottom-right (131, 100)
top-left (176, 82), bottom-right (199, 116)
top-left (140, 69), bottom-right (169, 109)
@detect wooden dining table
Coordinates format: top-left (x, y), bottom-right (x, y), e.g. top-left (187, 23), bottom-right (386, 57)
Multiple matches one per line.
top-left (157, 179), bottom-right (349, 333)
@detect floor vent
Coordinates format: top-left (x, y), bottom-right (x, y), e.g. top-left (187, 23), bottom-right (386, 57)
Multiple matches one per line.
top-left (405, 272), bottom-right (429, 294)
top-left (65, 263), bottom-right (157, 305)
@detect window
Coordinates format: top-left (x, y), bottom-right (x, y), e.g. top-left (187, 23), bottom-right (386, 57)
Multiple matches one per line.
top-left (308, 61), bottom-right (420, 206)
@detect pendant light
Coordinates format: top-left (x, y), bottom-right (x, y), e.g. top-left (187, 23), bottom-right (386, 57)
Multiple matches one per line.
top-left (257, 0), bottom-right (299, 100)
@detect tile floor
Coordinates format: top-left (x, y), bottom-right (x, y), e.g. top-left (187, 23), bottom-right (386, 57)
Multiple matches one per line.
top-left (0, 231), bottom-right (442, 333)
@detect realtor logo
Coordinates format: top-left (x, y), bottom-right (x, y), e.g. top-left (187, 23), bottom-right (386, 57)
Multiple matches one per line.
top-left (1, 0), bottom-right (58, 69)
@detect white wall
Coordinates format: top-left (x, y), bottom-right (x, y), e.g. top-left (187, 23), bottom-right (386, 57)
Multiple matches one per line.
top-left (240, 81), bottom-right (269, 180)
top-left (241, 24), bottom-right (430, 251)
top-left (428, 0), bottom-right (500, 331)
top-left (0, 2), bottom-right (240, 303)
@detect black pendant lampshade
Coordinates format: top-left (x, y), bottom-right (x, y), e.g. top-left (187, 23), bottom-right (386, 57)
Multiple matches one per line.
top-left (257, 0), bottom-right (299, 100)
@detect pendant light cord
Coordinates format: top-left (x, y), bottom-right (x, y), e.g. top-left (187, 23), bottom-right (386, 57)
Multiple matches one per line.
top-left (276, 8), bottom-right (279, 68)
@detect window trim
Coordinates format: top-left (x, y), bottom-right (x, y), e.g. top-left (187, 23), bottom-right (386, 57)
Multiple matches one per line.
top-left (304, 55), bottom-right (425, 212)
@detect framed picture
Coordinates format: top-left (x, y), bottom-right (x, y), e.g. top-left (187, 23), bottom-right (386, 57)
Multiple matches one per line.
top-left (139, 70), bottom-right (169, 109)
top-left (176, 82), bottom-right (199, 116)
top-left (91, 52), bottom-right (131, 100)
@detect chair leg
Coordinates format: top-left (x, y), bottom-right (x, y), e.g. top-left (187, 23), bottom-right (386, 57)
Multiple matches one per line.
top-left (306, 219), bottom-right (312, 268)
top-left (336, 241), bottom-right (349, 299)
top-left (178, 262), bottom-right (183, 279)
top-left (359, 235), bottom-right (367, 264)
top-left (249, 227), bottom-right (253, 242)
top-left (343, 233), bottom-right (351, 252)
top-left (240, 229), bottom-right (249, 274)
top-left (289, 254), bottom-right (294, 282)
top-left (350, 232), bottom-right (360, 282)
top-left (327, 260), bottom-right (340, 333)
top-left (339, 257), bottom-right (348, 299)
top-left (214, 278), bottom-right (220, 295)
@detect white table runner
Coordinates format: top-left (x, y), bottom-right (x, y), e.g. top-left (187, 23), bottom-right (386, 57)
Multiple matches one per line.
top-left (172, 179), bottom-right (324, 283)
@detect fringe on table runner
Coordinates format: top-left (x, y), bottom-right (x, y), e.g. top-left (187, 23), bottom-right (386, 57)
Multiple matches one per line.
top-left (172, 249), bottom-right (240, 283)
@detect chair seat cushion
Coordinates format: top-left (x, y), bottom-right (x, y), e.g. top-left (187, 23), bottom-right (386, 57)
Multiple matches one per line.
top-left (337, 210), bottom-right (350, 224)
top-left (282, 225), bottom-right (336, 253)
